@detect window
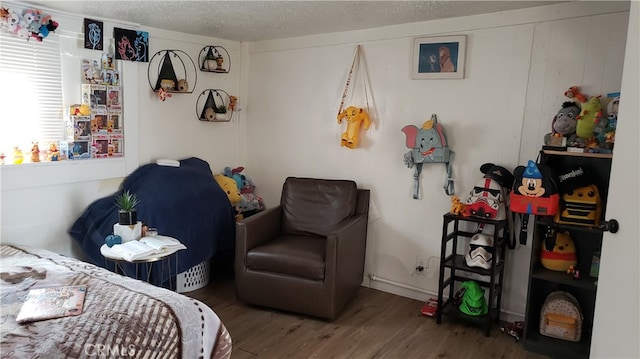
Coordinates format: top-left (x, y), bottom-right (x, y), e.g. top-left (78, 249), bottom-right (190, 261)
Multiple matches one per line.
top-left (0, 30), bottom-right (64, 163)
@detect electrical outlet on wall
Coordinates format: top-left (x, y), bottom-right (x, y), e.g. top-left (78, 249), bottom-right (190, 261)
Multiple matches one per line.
top-left (415, 256), bottom-right (426, 275)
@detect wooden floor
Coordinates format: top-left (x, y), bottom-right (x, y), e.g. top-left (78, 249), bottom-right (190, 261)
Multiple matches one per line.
top-left (187, 276), bottom-right (549, 359)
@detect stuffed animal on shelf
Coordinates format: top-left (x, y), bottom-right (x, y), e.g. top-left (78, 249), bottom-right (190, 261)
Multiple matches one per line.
top-left (450, 196), bottom-right (465, 215)
top-left (552, 101), bottom-right (580, 137)
top-left (543, 101), bottom-right (580, 147)
top-left (575, 96), bottom-right (604, 139)
top-left (158, 88), bottom-right (172, 101)
top-left (540, 231), bottom-right (577, 272)
top-left (564, 86), bottom-right (587, 104)
top-left (176, 79), bottom-right (189, 92)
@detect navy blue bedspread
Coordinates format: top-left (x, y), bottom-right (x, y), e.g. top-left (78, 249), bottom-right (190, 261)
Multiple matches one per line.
top-left (69, 157), bottom-right (236, 285)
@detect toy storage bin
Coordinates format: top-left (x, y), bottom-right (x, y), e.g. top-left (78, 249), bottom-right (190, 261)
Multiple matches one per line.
top-left (176, 260), bottom-right (210, 293)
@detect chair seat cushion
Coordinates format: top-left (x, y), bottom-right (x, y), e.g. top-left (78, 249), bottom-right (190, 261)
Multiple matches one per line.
top-left (246, 235), bottom-right (326, 281)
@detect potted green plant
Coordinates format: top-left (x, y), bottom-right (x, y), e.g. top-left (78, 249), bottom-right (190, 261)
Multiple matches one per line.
top-left (215, 105), bottom-right (228, 120)
top-left (115, 190), bottom-right (140, 225)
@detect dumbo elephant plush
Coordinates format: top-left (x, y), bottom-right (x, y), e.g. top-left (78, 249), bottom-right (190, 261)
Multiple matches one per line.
top-left (401, 114), bottom-right (454, 198)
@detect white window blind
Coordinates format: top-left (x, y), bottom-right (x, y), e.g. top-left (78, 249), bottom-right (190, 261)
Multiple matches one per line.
top-left (0, 30), bottom-right (64, 160)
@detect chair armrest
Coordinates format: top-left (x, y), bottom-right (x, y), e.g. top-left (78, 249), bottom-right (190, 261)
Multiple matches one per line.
top-left (236, 205), bottom-right (282, 251)
top-left (325, 214), bottom-right (368, 282)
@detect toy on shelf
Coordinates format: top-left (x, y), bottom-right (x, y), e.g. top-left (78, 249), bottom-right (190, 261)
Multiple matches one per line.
top-left (540, 231), bottom-right (577, 272)
top-left (575, 96), bottom-right (604, 139)
top-left (0, 7), bottom-right (59, 42)
top-left (12, 147), bottom-right (23, 164)
top-left (70, 103), bottom-right (91, 116)
top-left (450, 196), bottom-right (465, 215)
top-left (196, 89), bottom-right (232, 122)
top-left (566, 95), bottom-right (606, 150)
top-left (564, 86), bottom-right (587, 104)
top-left (30, 142), bottom-right (40, 162)
top-left (566, 265), bottom-right (580, 280)
top-left (198, 46), bottom-right (231, 73)
top-left (543, 101), bottom-right (580, 148)
top-left (148, 50), bottom-right (197, 94)
top-left (600, 93), bottom-right (619, 151)
top-left (158, 87), bottom-right (172, 101)
top-left (47, 142), bottom-right (60, 161)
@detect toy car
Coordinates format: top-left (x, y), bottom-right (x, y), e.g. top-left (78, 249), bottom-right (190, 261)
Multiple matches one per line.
top-left (420, 297), bottom-right (439, 317)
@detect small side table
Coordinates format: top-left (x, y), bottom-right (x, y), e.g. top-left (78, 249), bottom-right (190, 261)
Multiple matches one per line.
top-left (100, 237), bottom-right (184, 290)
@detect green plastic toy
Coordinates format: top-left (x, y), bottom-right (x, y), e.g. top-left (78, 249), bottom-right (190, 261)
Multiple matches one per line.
top-left (458, 281), bottom-right (488, 316)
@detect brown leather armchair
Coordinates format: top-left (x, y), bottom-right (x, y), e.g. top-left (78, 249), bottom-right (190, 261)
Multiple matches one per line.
top-left (235, 177), bottom-right (370, 320)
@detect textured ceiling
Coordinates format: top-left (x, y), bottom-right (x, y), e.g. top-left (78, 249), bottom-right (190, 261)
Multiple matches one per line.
top-left (22, 1), bottom-right (566, 42)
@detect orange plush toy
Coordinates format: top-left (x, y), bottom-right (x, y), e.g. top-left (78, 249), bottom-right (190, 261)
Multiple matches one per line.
top-left (337, 106), bottom-right (371, 149)
top-left (564, 86), bottom-right (587, 104)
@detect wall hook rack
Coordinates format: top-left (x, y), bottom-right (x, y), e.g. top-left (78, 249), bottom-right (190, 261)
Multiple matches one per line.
top-left (198, 46), bottom-right (231, 73)
top-left (196, 89), bottom-right (233, 122)
top-left (147, 50), bottom-right (197, 93)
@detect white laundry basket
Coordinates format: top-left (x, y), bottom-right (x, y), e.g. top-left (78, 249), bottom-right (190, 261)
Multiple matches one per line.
top-left (176, 260), bottom-right (210, 293)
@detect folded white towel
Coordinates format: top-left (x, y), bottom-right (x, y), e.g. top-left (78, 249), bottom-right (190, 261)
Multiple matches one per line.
top-left (156, 159), bottom-right (180, 167)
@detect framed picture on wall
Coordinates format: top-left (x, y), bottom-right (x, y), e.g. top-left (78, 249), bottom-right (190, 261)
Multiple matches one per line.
top-left (412, 35), bottom-right (466, 80)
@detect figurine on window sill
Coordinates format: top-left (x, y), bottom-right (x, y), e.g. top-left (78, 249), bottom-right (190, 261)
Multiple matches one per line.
top-left (31, 142), bottom-right (40, 162)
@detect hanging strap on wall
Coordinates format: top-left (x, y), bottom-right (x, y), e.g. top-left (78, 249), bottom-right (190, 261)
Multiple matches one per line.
top-left (413, 161), bottom-right (454, 198)
top-left (413, 163), bottom-right (423, 199)
top-left (359, 46), bottom-right (371, 115)
top-left (337, 45), bottom-right (361, 117)
top-left (444, 161), bottom-right (454, 196)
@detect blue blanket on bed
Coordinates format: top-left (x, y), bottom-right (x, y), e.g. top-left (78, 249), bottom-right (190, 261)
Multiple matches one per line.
top-left (69, 157), bottom-right (236, 286)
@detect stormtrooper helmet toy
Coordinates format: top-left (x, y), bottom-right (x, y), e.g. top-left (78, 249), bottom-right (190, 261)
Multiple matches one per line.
top-left (465, 233), bottom-right (494, 270)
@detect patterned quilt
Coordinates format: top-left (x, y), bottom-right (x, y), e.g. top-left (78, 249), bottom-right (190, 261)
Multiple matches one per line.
top-left (0, 244), bottom-right (231, 358)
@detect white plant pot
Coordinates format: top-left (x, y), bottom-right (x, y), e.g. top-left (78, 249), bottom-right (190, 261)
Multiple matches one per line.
top-left (215, 113), bottom-right (227, 121)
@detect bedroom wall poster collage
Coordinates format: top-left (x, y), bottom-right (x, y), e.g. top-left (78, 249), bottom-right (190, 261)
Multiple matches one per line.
top-left (65, 19), bottom-right (149, 160)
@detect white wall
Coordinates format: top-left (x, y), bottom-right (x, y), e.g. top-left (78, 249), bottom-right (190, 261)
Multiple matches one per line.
top-left (0, 5), bottom-right (243, 259)
top-left (242, 1), bottom-right (630, 319)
